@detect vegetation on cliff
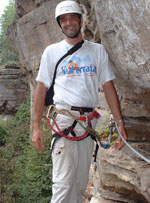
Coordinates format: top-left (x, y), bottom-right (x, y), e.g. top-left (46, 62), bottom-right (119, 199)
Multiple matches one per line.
top-left (0, 0), bottom-right (19, 65)
top-left (0, 95), bottom-right (52, 203)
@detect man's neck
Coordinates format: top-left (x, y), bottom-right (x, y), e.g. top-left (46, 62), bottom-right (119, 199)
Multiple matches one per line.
top-left (65, 34), bottom-right (83, 45)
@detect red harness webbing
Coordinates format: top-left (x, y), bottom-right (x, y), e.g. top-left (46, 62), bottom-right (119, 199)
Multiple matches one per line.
top-left (46, 110), bottom-right (100, 141)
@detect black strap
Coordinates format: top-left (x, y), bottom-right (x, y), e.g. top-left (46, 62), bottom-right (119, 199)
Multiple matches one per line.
top-left (45, 40), bottom-right (84, 106)
top-left (90, 134), bottom-right (99, 162)
top-left (51, 40), bottom-right (84, 89)
top-left (51, 120), bottom-right (78, 153)
top-left (51, 132), bottom-right (99, 162)
top-left (61, 120), bottom-right (77, 137)
top-left (50, 118), bottom-right (99, 162)
top-left (71, 106), bottom-right (93, 115)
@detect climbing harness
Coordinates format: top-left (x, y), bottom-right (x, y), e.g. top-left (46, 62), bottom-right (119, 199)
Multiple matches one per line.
top-left (46, 105), bottom-right (100, 140)
top-left (46, 105), bottom-right (117, 147)
top-left (46, 105), bottom-right (101, 161)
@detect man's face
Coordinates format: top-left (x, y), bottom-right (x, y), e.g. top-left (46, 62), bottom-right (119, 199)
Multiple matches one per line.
top-left (59, 13), bottom-right (82, 38)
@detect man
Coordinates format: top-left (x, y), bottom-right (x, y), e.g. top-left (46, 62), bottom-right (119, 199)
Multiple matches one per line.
top-left (32, 1), bottom-right (127, 203)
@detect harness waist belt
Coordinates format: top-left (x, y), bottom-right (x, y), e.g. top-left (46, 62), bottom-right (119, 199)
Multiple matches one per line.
top-left (71, 106), bottom-right (93, 115)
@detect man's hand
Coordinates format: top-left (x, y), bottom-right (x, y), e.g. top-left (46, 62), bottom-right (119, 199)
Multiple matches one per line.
top-left (115, 122), bottom-right (127, 150)
top-left (32, 129), bottom-right (45, 151)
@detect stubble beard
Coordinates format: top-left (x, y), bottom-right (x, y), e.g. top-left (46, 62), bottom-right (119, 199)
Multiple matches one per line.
top-left (62, 24), bottom-right (81, 39)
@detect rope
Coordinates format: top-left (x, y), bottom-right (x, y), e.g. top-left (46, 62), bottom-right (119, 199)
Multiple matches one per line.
top-left (46, 115), bottom-right (88, 141)
top-left (115, 122), bottom-right (150, 164)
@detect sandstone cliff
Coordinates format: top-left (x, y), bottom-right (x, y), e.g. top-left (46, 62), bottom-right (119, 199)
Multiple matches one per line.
top-left (7, 0), bottom-right (150, 202)
top-left (0, 64), bottom-right (28, 115)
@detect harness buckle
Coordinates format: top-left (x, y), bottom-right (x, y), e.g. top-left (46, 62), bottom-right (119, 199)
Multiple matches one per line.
top-left (79, 116), bottom-right (86, 122)
top-left (79, 115), bottom-right (88, 127)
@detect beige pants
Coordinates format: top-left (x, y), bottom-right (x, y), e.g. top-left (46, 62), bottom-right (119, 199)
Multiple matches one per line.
top-left (50, 104), bottom-right (97, 203)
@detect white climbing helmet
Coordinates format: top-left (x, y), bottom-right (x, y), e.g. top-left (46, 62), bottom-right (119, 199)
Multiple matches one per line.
top-left (55, 1), bottom-right (82, 22)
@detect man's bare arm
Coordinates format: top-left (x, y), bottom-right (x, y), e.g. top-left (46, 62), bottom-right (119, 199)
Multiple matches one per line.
top-left (32, 82), bottom-right (47, 151)
top-left (102, 80), bottom-right (127, 149)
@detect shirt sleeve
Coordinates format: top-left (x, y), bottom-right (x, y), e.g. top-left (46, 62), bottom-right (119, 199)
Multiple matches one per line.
top-left (98, 45), bottom-right (116, 85)
top-left (36, 47), bottom-right (53, 88)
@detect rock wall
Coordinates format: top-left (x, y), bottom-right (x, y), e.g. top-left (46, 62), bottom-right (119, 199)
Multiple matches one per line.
top-left (95, 0), bottom-right (150, 141)
top-left (0, 64), bottom-right (28, 114)
top-left (7, 0), bottom-right (150, 202)
top-left (84, 144), bottom-right (150, 203)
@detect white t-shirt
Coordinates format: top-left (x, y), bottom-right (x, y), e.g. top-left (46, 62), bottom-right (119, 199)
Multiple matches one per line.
top-left (36, 40), bottom-right (115, 107)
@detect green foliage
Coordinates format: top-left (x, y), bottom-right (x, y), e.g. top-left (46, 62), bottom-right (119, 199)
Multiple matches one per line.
top-left (98, 126), bottom-right (119, 146)
top-left (0, 94), bottom-right (52, 203)
top-left (0, 122), bottom-right (7, 146)
top-left (13, 138), bottom-right (52, 203)
top-left (0, 0), bottom-right (19, 65)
